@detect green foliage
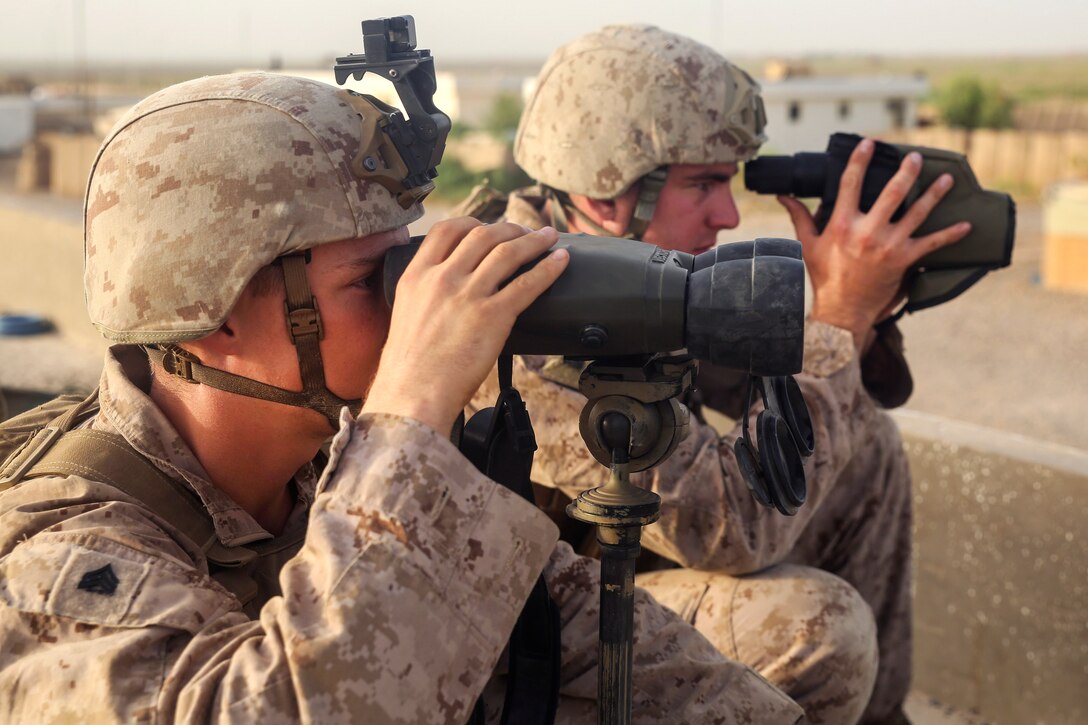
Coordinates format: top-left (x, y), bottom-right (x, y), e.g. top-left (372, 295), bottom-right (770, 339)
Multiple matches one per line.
top-left (431, 156), bottom-right (482, 201)
top-left (431, 156), bottom-right (532, 202)
top-left (484, 93), bottom-right (524, 139)
top-left (431, 92), bottom-right (530, 202)
top-left (447, 121), bottom-right (473, 139)
top-left (932, 76), bottom-right (1015, 130)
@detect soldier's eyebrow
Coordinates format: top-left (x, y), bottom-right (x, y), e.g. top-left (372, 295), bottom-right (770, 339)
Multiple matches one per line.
top-left (684, 171), bottom-right (735, 183)
top-left (336, 254), bottom-right (384, 271)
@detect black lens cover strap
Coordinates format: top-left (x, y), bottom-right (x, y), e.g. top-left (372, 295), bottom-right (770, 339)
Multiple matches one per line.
top-left (734, 374), bottom-right (812, 516)
top-left (462, 354), bottom-right (560, 725)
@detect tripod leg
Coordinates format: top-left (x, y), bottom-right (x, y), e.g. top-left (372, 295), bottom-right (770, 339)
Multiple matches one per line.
top-left (596, 525), bottom-right (642, 725)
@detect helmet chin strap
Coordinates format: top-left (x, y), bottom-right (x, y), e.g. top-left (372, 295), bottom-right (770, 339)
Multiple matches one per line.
top-left (626, 166), bottom-right (668, 240)
top-left (146, 252), bottom-right (361, 430)
top-left (545, 166), bottom-right (668, 242)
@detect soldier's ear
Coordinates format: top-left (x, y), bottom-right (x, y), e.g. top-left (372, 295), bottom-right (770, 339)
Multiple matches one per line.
top-left (186, 286), bottom-right (270, 365)
top-left (568, 191), bottom-right (637, 237)
top-left (181, 322), bottom-right (240, 368)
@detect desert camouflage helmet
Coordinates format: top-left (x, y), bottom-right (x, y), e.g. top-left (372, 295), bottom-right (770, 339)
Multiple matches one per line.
top-left (85, 71), bottom-right (421, 343)
top-left (84, 72), bottom-right (425, 426)
top-left (515, 24), bottom-right (767, 200)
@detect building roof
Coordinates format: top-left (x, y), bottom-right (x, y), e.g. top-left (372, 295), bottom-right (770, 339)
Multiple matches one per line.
top-left (759, 76), bottom-right (929, 101)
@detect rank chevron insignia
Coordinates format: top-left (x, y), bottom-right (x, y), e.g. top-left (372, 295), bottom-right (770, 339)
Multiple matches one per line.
top-left (77, 564), bottom-right (120, 596)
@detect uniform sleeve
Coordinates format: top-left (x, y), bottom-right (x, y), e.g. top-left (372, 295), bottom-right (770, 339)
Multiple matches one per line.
top-left (0, 412), bottom-right (558, 724)
top-left (502, 320), bottom-right (883, 575)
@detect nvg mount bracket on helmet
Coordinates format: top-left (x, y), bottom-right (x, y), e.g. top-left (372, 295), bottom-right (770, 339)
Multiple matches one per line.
top-left (334, 15), bottom-right (452, 208)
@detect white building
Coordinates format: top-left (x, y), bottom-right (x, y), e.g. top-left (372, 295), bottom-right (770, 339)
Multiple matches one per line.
top-left (758, 76), bottom-right (929, 154)
top-left (0, 96), bottom-right (34, 154)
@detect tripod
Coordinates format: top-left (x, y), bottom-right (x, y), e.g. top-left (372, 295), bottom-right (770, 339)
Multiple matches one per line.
top-left (566, 354), bottom-right (697, 725)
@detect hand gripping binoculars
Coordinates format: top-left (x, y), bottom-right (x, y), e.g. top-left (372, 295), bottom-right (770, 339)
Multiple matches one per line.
top-left (745, 132), bottom-right (1016, 314)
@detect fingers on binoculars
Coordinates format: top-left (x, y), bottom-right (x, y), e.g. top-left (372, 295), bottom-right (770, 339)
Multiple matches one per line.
top-left (900, 174), bottom-right (972, 261)
top-left (469, 226), bottom-right (561, 292)
top-left (910, 218), bottom-right (973, 264)
top-left (414, 216), bottom-right (484, 264)
top-left (868, 151), bottom-right (924, 224)
top-left (829, 138), bottom-right (874, 222)
top-left (486, 232), bottom-right (569, 311)
top-left (444, 221), bottom-right (539, 272)
top-left (776, 195), bottom-right (818, 240)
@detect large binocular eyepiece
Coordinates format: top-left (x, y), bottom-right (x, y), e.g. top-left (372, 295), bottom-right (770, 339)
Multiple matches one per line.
top-left (745, 132), bottom-right (1015, 314)
top-left (384, 234), bottom-right (807, 375)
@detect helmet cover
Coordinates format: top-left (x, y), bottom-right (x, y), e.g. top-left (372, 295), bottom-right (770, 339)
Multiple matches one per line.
top-left (85, 72), bottom-right (422, 343)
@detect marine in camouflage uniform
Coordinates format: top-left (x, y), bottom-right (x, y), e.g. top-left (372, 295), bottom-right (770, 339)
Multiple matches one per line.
top-left (0, 72), bottom-right (804, 723)
top-left (461, 25), bottom-right (972, 724)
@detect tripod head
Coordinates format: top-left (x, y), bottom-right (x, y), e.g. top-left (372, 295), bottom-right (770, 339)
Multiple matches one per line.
top-left (577, 355), bottom-right (696, 474)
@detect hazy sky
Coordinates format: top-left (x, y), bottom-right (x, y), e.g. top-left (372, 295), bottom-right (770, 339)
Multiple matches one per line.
top-left (2, 0), bottom-right (1086, 68)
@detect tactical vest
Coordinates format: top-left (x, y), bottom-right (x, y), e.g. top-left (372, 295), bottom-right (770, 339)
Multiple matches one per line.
top-left (0, 391), bottom-right (303, 618)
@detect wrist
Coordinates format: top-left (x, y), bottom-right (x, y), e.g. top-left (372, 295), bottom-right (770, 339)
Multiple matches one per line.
top-left (809, 301), bottom-right (873, 352)
top-left (803, 318), bottom-right (857, 377)
top-left (362, 388), bottom-right (455, 436)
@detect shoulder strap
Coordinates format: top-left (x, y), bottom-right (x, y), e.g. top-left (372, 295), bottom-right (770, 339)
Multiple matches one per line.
top-left (1, 390), bottom-right (102, 487)
top-left (1, 392), bottom-right (259, 595)
top-left (21, 429), bottom-right (231, 558)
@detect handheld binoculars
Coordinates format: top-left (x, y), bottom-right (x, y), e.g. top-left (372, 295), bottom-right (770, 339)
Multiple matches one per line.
top-left (745, 132), bottom-right (1015, 313)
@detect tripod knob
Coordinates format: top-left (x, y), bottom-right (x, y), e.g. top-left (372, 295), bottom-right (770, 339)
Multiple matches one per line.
top-left (599, 412), bottom-right (632, 465)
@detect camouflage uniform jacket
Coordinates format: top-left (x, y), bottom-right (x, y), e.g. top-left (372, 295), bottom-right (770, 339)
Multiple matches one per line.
top-left (0, 346), bottom-right (802, 723)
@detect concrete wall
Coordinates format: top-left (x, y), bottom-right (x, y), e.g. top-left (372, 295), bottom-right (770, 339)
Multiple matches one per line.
top-left (894, 410), bottom-right (1088, 725)
top-left (0, 193), bottom-right (103, 351)
top-left (1042, 181), bottom-right (1088, 294)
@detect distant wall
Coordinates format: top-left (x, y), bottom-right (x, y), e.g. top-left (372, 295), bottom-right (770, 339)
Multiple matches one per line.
top-left (39, 132), bottom-right (100, 199)
top-left (444, 131), bottom-right (510, 172)
top-left (1042, 181), bottom-right (1088, 294)
top-left (894, 410), bottom-right (1088, 725)
top-left (0, 196), bottom-right (103, 350)
top-left (882, 127), bottom-right (1088, 193)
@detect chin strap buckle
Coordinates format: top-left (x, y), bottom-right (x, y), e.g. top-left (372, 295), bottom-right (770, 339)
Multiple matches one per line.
top-left (285, 301), bottom-right (323, 340)
top-left (160, 345), bottom-right (199, 383)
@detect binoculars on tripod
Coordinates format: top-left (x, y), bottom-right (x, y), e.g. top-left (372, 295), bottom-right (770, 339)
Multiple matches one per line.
top-left (384, 234), bottom-right (815, 515)
top-left (385, 234), bottom-right (806, 376)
